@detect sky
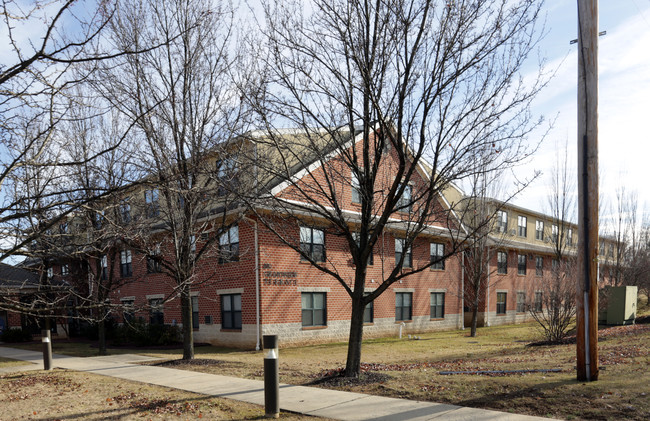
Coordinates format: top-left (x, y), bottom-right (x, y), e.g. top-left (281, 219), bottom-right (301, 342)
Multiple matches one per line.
top-left (510, 0), bottom-right (650, 225)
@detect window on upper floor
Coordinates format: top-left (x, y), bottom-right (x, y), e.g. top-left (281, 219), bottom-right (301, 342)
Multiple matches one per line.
top-left (552, 224), bottom-right (559, 243)
top-left (120, 250), bottom-right (132, 278)
top-left (351, 170), bottom-right (361, 204)
top-left (566, 228), bottom-right (574, 246)
top-left (517, 254), bottom-right (527, 275)
top-left (535, 220), bottom-right (544, 240)
top-left (535, 256), bottom-right (543, 276)
top-left (216, 157), bottom-right (238, 196)
top-left (120, 201), bottom-right (131, 224)
top-left (497, 251), bottom-right (508, 274)
top-left (144, 189), bottom-right (160, 218)
top-left (59, 223), bottom-right (68, 234)
top-left (61, 264), bottom-right (69, 276)
top-left (300, 227), bottom-right (325, 262)
top-left (100, 255), bottom-right (108, 280)
top-left (496, 210), bottom-right (508, 233)
top-left (47, 267), bottom-right (53, 279)
top-left (517, 216), bottom-right (527, 237)
top-left (430, 242), bottom-right (445, 270)
top-left (147, 244), bottom-right (162, 273)
top-left (395, 238), bottom-right (412, 268)
top-left (397, 183), bottom-right (412, 212)
top-left (352, 232), bottom-right (373, 266)
top-left (219, 225), bottom-right (240, 263)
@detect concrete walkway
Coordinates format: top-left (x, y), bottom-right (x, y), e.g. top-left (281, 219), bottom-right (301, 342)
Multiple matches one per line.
top-left (0, 346), bottom-right (556, 421)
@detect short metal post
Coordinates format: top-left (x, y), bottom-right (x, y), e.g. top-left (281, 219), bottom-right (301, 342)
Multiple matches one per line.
top-left (41, 329), bottom-right (52, 370)
top-left (263, 334), bottom-right (279, 418)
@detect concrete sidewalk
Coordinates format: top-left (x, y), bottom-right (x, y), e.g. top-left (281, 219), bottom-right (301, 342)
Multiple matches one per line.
top-left (0, 346), bottom-right (555, 421)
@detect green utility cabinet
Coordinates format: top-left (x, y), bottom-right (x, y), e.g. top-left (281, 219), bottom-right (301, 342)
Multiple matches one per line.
top-left (606, 286), bottom-right (637, 325)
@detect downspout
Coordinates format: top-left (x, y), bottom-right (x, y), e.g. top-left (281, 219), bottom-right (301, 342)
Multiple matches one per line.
top-left (242, 215), bottom-right (261, 351)
top-left (486, 251), bottom-right (490, 327)
top-left (460, 252), bottom-right (465, 330)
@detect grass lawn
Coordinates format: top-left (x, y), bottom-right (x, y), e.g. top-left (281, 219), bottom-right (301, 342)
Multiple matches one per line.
top-left (3, 305), bottom-right (649, 420)
top-left (0, 369), bottom-right (322, 420)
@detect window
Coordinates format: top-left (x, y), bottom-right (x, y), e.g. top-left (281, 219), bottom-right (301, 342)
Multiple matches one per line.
top-left (122, 299), bottom-right (135, 323)
top-left (517, 254), bottom-right (526, 275)
top-left (147, 244), bottom-right (162, 273)
top-left (61, 264), bottom-right (69, 276)
top-left (216, 157), bottom-right (238, 196)
top-left (100, 255), bottom-right (108, 280)
top-left (352, 232), bottom-right (373, 265)
top-left (120, 201), bottom-right (131, 224)
top-left (364, 294), bottom-right (374, 324)
top-left (59, 223), bottom-right (68, 234)
top-left (534, 292), bottom-right (543, 312)
top-left (535, 220), bottom-right (544, 240)
top-left (221, 294), bottom-right (242, 329)
top-left (301, 292), bottom-right (326, 327)
top-left (395, 238), bottom-right (412, 268)
top-left (552, 224), bottom-right (559, 243)
top-left (120, 250), bottom-right (132, 278)
top-left (397, 183), bottom-right (412, 212)
top-left (552, 258), bottom-right (560, 271)
top-left (192, 296), bottom-right (199, 330)
top-left (395, 292), bottom-right (412, 321)
top-left (144, 189), bottom-right (160, 218)
top-left (300, 227), bottom-right (325, 262)
top-left (219, 225), bottom-right (239, 263)
top-left (430, 292), bottom-right (445, 319)
top-left (496, 210), bottom-right (508, 233)
top-left (351, 170), bottom-right (361, 203)
top-left (608, 245), bottom-right (614, 258)
top-left (535, 256), bottom-right (543, 276)
top-left (497, 251), bottom-right (508, 274)
top-left (496, 292), bottom-right (507, 315)
top-left (149, 299), bottom-right (164, 325)
top-left (517, 216), bottom-right (527, 237)
top-left (566, 228), bottom-right (574, 246)
top-left (47, 267), bottom-right (53, 279)
top-left (430, 243), bottom-right (445, 270)
top-left (516, 292), bottom-right (526, 313)
top-left (190, 235), bottom-right (197, 256)
top-left (94, 211), bottom-right (104, 230)
top-left (599, 242), bottom-right (604, 256)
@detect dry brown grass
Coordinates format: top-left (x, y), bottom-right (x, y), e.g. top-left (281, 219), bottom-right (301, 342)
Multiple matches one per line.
top-left (0, 369), bottom-right (321, 420)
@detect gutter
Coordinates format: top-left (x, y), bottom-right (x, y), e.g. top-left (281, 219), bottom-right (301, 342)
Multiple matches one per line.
top-left (242, 215), bottom-right (261, 351)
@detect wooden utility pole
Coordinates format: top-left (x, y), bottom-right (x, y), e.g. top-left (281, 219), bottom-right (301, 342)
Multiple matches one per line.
top-left (576, 0), bottom-right (599, 382)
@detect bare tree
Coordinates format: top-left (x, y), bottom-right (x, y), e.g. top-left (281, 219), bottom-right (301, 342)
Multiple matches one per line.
top-left (245, 0), bottom-right (547, 377)
top-left (529, 140), bottom-right (577, 341)
top-left (94, 0), bottom-right (253, 359)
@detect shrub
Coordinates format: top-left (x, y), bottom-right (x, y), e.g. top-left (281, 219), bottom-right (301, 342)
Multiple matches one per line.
top-left (0, 328), bottom-right (33, 342)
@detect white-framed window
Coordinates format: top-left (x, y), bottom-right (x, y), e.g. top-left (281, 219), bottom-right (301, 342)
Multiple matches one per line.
top-left (566, 228), bottom-right (574, 246)
top-left (430, 292), bottom-right (445, 319)
top-left (61, 264), bottom-right (69, 276)
top-left (47, 267), bottom-right (53, 279)
top-left (397, 183), bottom-right (412, 212)
top-left (552, 224), bottom-right (559, 243)
top-left (395, 292), bottom-right (412, 321)
top-left (147, 243), bottom-right (162, 273)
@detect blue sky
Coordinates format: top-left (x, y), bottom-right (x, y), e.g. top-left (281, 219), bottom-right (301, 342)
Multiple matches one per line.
top-left (512, 0), bottom-right (650, 224)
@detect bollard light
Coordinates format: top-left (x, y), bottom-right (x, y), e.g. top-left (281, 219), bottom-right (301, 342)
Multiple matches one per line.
top-left (41, 329), bottom-right (52, 371)
top-left (263, 334), bottom-right (279, 419)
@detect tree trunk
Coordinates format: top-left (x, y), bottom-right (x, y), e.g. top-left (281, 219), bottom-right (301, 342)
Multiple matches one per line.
top-left (470, 304), bottom-right (479, 337)
top-left (98, 318), bottom-right (107, 356)
top-left (180, 286), bottom-right (194, 360)
top-left (344, 295), bottom-right (366, 378)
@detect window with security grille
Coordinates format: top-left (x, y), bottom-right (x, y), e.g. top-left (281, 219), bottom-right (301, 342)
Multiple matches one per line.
top-left (430, 243), bottom-right (445, 270)
top-left (430, 292), bottom-right (445, 319)
top-left (395, 292), bottom-right (412, 321)
top-left (300, 227), bottom-right (325, 262)
top-left (221, 294), bottom-right (242, 329)
top-left (219, 225), bottom-right (240, 263)
top-left (302, 292), bottom-right (326, 327)
top-left (497, 251), bottom-right (507, 274)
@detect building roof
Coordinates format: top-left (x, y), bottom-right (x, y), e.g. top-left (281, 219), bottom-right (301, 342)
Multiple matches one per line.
top-left (0, 263), bottom-right (41, 289)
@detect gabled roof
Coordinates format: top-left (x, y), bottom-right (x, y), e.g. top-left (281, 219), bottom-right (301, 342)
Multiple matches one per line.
top-left (0, 263), bottom-right (41, 289)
